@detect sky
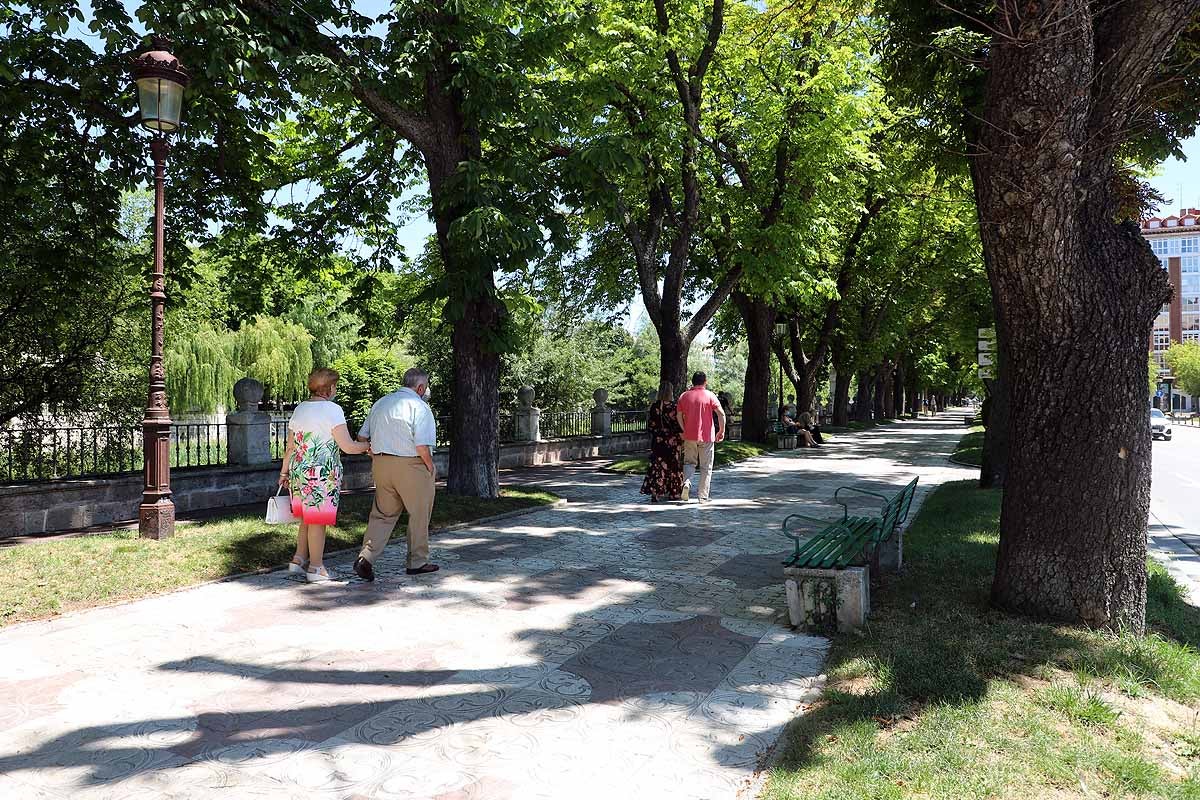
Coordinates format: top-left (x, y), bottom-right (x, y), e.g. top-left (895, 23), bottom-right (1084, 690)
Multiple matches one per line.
top-left (1147, 137), bottom-right (1200, 215)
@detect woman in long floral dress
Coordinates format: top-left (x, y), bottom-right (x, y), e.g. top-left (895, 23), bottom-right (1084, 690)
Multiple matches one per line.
top-left (641, 381), bottom-right (685, 503)
top-left (279, 368), bottom-right (369, 582)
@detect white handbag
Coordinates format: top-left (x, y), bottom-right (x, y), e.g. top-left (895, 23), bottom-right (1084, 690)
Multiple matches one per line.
top-left (265, 485), bottom-right (299, 525)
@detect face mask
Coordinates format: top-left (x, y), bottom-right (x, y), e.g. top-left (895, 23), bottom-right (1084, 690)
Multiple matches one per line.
top-left (421, 387), bottom-right (431, 403)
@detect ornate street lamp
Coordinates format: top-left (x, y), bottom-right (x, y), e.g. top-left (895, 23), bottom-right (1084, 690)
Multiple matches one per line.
top-left (131, 37), bottom-right (189, 540)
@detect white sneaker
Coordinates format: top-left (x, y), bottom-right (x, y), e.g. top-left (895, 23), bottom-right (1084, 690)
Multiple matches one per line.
top-left (305, 566), bottom-right (336, 583)
top-left (287, 558), bottom-right (308, 575)
top-left (699, 497), bottom-right (710, 504)
top-left (680, 484), bottom-right (690, 502)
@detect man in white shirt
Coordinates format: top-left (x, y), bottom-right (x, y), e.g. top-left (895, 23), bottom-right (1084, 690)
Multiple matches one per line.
top-left (353, 367), bottom-right (440, 580)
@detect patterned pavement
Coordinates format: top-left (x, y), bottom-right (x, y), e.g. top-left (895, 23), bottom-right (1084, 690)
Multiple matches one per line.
top-left (0, 416), bottom-right (973, 800)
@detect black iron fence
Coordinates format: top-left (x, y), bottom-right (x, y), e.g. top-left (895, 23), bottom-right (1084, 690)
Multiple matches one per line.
top-left (271, 420), bottom-right (290, 459)
top-left (1, 423), bottom-right (227, 484)
top-left (612, 410), bottom-right (648, 433)
top-left (540, 410), bottom-right (592, 439)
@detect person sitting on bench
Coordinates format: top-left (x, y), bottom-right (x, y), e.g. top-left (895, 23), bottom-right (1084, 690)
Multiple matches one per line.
top-left (797, 408), bottom-right (824, 444)
top-left (779, 407), bottom-right (818, 447)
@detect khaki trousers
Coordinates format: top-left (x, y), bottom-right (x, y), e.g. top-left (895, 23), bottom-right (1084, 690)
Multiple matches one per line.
top-left (682, 440), bottom-right (715, 500)
top-left (360, 456), bottom-right (435, 569)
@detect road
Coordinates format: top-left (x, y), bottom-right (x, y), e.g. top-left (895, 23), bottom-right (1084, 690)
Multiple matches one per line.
top-left (1149, 420), bottom-right (1200, 604)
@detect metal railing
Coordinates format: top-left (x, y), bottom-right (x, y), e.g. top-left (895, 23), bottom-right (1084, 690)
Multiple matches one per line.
top-left (1, 423), bottom-right (228, 484)
top-left (271, 420), bottom-right (290, 458)
top-left (540, 410), bottom-right (592, 439)
top-left (612, 410), bottom-right (648, 433)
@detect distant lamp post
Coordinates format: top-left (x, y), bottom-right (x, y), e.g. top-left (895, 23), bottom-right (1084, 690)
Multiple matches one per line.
top-left (131, 37), bottom-right (190, 540)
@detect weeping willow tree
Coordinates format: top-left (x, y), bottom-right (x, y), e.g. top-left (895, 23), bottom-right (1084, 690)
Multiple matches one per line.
top-left (285, 294), bottom-right (361, 369)
top-left (233, 316), bottom-right (313, 404)
top-left (164, 327), bottom-right (238, 415)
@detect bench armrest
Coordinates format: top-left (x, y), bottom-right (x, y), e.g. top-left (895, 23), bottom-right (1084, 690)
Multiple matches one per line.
top-left (781, 512), bottom-right (847, 542)
top-left (782, 515), bottom-right (859, 542)
top-left (833, 486), bottom-right (888, 518)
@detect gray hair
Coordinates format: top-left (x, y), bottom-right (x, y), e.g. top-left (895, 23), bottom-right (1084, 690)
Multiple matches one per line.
top-left (402, 367), bottom-right (429, 389)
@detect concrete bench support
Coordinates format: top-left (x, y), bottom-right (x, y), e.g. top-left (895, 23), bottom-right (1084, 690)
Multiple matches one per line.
top-left (784, 565), bottom-right (869, 632)
top-left (877, 524), bottom-right (905, 573)
top-left (779, 434), bottom-right (798, 450)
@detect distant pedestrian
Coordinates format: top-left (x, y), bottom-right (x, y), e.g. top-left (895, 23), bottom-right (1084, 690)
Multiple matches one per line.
top-left (676, 372), bottom-right (726, 503)
top-left (280, 368), bottom-right (370, 582)
top-left (641, 381), bottom-right (685, 503)
top-left (353, 367), bottom-right (440, 581)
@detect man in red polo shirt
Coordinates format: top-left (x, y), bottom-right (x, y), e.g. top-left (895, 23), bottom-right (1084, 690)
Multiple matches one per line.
top-left (676, 371), bottom-right (726, 503)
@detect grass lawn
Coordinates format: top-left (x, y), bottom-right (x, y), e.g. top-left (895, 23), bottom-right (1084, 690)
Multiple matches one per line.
top-left (761, 481), bottom-right (1200, 800)
top-left (606, 440), bottom-right (771, 475)
top-left (951, 425), bottom-right (986, 466)
top-left (0, 487), bottom-right (558, 627)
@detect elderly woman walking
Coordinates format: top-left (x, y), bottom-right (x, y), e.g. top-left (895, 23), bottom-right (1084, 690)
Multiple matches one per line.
top-left (279, 367), bottom-right (369, 582)
top-left (640, 381), bottom-right (685, 503)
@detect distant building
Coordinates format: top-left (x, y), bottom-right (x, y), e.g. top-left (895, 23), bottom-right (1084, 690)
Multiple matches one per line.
top-left (1142, 207), bottom-right (1200, 410)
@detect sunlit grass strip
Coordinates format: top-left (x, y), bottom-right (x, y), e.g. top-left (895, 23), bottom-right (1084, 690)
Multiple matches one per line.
top-left (761, 481), bottom-right (1200, 800)
top-left (0, 488), bottom-right (558, 626)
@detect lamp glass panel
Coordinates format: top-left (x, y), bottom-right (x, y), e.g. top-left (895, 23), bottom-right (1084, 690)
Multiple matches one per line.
top-left (136, 76), bottom-right (183, 132)
top-left (136, 77), bottom-right (161, 130)
top-left (157, 80), bottom-right (184, 130)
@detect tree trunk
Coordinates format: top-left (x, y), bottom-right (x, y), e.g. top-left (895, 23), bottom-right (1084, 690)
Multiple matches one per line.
top-left (976, 0), bottom-right (1188, 631)
top-left (734, 291), bottom-right (774, 444)
top-left (658, 324), bottom-right (689, 400)
top-left (892, 355), bottom-right (905, 419)
top-left (854, 370), bottom-right (872, 422)
top-left (427, 144), bottom-right (502, 498)
top-left (878, 369), bottom-right (888, 419)
top-left (880, 362), bottom-right (896, 419)
top-left (832, 349), bottom-right (851, 427)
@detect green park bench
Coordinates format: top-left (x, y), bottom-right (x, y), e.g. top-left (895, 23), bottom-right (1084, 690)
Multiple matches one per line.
top-left (778, 477), bottom-right (919, 632)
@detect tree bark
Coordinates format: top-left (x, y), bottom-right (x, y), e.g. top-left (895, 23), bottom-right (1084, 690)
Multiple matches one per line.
top-left (734, 291), bottom-right (775, 443)
top-left (426, 141), bottom-right (504, 498)
top-left (872, 368), bottom-right (886, 420)
top-left (977, 0), bottom-right (1191, 631)
top-left (980, 373), bottom-right (1009, 489)
top-left (854, 370), bottom-right (873, 422)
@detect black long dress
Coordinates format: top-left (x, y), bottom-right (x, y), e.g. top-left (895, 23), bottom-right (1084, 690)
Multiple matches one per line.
top-left (640, 400), bottom-right (685, 500)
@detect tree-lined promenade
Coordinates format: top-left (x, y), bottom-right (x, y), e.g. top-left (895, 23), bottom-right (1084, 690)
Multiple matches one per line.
top-left (3, 0), bottom-right (1199, 653)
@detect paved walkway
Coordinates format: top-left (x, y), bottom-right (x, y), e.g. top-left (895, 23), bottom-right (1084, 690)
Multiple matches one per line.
top-left (0, 416), bottom-right (973, 800)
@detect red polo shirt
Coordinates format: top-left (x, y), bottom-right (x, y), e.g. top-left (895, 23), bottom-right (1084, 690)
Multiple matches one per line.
top-left (677, 386), bottom-right (720, 442)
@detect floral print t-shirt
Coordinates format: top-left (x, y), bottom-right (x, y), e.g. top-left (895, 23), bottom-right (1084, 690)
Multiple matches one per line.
top-left (287, 399), bottom-right (348, 525)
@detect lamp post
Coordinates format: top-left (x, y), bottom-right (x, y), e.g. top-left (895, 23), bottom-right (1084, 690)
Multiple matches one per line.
top-left (131, 37), bottom-right (189, 540)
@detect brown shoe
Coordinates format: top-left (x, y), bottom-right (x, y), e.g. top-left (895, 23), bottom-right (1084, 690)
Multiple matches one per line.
top-left (353, 557), bottom-right (374, 582)
top-left (406, 563), bottom-right (440, 576)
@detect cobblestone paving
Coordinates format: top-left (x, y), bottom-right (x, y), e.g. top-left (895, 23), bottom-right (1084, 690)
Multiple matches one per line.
top-left (0, 416), bottom-right (973, 800)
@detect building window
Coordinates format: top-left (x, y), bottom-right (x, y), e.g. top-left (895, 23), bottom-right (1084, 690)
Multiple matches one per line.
top-left (1182, 237), bottom-right (1199, 254)
top-left (1185, 330), bottom-right (1200, 343)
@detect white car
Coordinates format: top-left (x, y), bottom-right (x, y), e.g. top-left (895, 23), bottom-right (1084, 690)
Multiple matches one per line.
top-left (1151, 408), bottom-right (1172, 441)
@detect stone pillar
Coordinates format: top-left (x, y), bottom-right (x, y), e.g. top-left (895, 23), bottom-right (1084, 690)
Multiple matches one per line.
top-left (226, 377), bottom-right (272, 465)
top-left (515, 385), bottom-right (541, 442)
top-left (591, 388), bottom-right (612, 435)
